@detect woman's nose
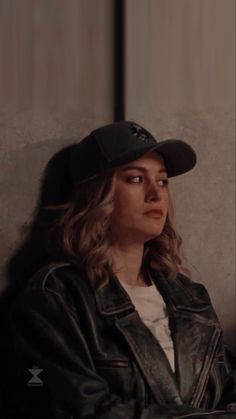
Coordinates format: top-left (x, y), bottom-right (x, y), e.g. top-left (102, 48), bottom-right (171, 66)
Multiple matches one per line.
top-left (145, 183), bottom-right (162, 202)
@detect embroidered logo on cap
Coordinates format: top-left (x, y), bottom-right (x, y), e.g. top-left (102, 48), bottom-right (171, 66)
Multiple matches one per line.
top-left (130, 123), bottom-right (153, 143)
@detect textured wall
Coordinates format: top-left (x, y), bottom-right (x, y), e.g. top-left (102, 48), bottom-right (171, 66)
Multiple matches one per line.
top-left (0, 0), bottom-right (114, 286)
top-left (125, 0), bottom-right (235, 349)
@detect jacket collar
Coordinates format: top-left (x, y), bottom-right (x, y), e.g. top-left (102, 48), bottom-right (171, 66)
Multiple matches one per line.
top-left (148, 268), bottom-right (212, 312)
top-left (94, 268), bottom-right (211, 317)
top-left (94, 273), bottom-right (135, 316)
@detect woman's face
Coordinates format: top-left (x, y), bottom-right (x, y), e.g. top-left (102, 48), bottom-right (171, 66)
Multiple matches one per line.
top-left (110, 152), bottom-right (169, 244)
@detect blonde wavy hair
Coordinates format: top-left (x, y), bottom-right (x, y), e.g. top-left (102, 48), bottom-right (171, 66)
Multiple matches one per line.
top-left (48, 168), bottom-right (185, 289)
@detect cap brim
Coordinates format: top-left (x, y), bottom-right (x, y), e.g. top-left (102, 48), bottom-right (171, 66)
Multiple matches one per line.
top-left (110, 139), bottom-right (197, 178)
top-left (152, 139), bottom-right (197, 177)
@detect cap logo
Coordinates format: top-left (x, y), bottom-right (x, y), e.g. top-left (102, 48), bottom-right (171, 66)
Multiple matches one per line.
top-left (130, 123), bottom-right (152, 143)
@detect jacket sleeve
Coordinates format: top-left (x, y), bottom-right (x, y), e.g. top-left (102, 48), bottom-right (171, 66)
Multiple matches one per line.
top-left (217, 347), bottom-right (236, 409)
top-left (190, 279), bottom-right (236, 411)
top-left (8, 287), bottom-right (236, 419)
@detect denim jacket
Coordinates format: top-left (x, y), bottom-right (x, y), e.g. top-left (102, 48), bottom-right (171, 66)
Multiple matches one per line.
top-left (5, 263), bottom-right (236, 418)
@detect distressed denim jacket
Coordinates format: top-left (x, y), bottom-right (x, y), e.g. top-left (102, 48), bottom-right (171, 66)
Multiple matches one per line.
top-left (4, 263), bottom-right (236, 418)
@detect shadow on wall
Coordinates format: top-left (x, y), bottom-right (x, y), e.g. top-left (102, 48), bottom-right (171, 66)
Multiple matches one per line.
top-left (3, 143), bottom-right (77, 297)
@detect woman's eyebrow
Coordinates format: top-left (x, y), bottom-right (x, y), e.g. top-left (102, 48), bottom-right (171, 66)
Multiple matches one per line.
top-left (120, 165), bottom-right (167, 175)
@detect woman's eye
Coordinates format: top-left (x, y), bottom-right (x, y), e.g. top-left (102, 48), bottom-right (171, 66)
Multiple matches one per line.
top-left (157, 179), bottom-right (169, 187)
top-left (125, 176), bottom-right (168, 186)
top-left (127, 176), bottom-right (143, 183)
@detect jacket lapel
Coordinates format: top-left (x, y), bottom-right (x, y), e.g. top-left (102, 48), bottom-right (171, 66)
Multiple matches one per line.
top-left (169, 310), bottom-right (221, 407)
top-left (95, 274), bottom-right (182, 405)
top-left (150, 269), bottom-right (222, 407)
top-left (116, 310), bottom-right (183, 405)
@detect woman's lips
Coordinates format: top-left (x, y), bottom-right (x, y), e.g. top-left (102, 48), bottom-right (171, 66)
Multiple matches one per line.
top-left (144, 209), bottom-right (164, 218)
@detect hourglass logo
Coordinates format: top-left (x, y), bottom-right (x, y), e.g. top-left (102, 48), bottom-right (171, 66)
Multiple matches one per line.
top-left (27, 365), bottom-right (44, 387)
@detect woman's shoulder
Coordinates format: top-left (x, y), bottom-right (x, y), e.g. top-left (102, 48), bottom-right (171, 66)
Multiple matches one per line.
top-left (8, 262), bottom-right (95, 322)
top-left (29, 261), bottom-right (79, 288)
top-left (16, 262), bottom-right (92, 305)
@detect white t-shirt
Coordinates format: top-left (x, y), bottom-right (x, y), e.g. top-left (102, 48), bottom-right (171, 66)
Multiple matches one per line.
top-left (120, 280), bottom-right (175, 372)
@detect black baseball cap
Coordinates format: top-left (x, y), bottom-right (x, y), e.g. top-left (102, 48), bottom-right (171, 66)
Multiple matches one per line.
top-left (70, 121), bottom-right (197, 183)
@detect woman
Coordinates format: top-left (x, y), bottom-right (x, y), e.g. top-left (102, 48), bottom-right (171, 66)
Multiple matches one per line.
top-left (4, 121), bottom-right (236, 418)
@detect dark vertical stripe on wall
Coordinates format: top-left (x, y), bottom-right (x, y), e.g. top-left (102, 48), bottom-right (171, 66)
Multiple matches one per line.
top-left (114, 0), bottom-right (125, 121)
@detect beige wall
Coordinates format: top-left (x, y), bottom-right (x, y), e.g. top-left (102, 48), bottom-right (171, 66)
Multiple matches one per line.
top-left (0, 0), bottom-right (114, 285)
top-left (125, 0), bottom-right (235, 348)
